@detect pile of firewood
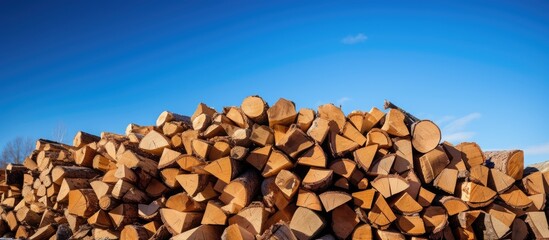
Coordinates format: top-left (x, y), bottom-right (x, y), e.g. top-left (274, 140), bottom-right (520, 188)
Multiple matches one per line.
top-left (0, 96), bottom-right (547, 240)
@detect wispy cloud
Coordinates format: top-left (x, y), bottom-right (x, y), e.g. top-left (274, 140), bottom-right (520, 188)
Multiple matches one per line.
top-left (524, 143), bottom-right (549, 155)
top-left (443, 113), bottom-right (481, 133)
top-left (341, 33), bottom-right (367, 44)
top-left (337, 97), bottom-right (351, 105)
top-left (440, 113), bottom-right (481, 143)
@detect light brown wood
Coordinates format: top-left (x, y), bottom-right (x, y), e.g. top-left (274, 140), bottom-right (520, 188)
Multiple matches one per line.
top-left (191, 139), bottom-right (211, 160)
top-left (433, 168), bottom-right (458, 194)
top-left (74, 145), bottom-right (96, 167)
top-left (121, 225), bottom-right (151, 240)
top-left (296, 189), bottom-right (322, 211)
top-left (250, 124), bottom-right (275, 147)
top-left (296, 108), bottom-right (315, 132)
top-left (416, 146), bottom-right (449, 184)
top-left (192, 113), bottom-right (211, 132)
top-left (456, 142), bottom-right (485, 168)
top-left (276, 124), bottom-right (314, 158)
top-left (393, 137), bottom-right (414, 173)
top-left (488, 168), bottom-right (515, 193)
top-left (302, 168), bottom-right (333, 191)
top-left (499, 185), bottom-right (533, 209)
top-left (352, 224), bottom-right (373, 240)
top-left (160, 167), bottom-right (183, 189)
top-left (459, 181), bottom-right (496, 208)
top-left (376, 229), bottom-right (405, 240)
top-left (525, 211), bottom-right (549, 239)
top-left (158, 147), bottom-right (182, 169)
top-left (221, 223), bottom-right (255, 240)
top-left (165, 192), bottom-right (205, 212)
top-left (219, 170), bottom-right (259, 214)
top-left (396, 215), bottom-right (425, 236)
top-left (241, 95), bottom-right (268, 124)
top-left (159, 208), bottom-right (202, 235)
top-left (289, 207), bottom-right (325, 240)
top-left (57, 178), bottom-right (90, 202)
top-left (319, 191), bottom-right (352, 212)
top-left (28, 225), bottom-right (56, 240)
top-left (275, 170), bottom-right (301, 199)
top-left (365, 128), bottom-right (392, 149)
top-left (51, 165), bottom-right (98, 185)
top-left (73, 131), bottom-right (100, 148)
top-left (318, 103), bottom-right (346, 131)
top-left (485, 150), bottom-right (524, 180)
top-left (442, 141), bottom-right (468, 177)
top-left (262, 149), bottom-right (292, 178)
top-left (381, 109), bottom-right (410, 137)
top-left (176, 173), bottom-right (209, 196)
top-left (157, 110), bottom-right (191, 127)
top-left (371, 174), bottom-right (409, 198)
top-left (68, 189), bottom-right (99, 217)
top-left (202, 200), bottom-right (228, 225)
top-left (440, 196), bottom-right (469, 216)
top-left (88, 209), bottom-right (113, 228)
top-left (138, 130), bottom-right (171, 155)
top-left (267, 98), bottom-right (297, 127)
top-left (342, 121), bottom-right (367, 146)
top-left (354, 144), bottom-right (378, 172)
top-left (367, 153), bottom-right (395, 176)
top-left (368, 192), bottom-right (396, 229)
top-left (352, 189), bottom-right (376, 209)
top-left (204, 157), bottom-right (242, 184)
top-left (422, 206), bottom-right (447, 234)
top-left (228, 201), bottom-right (268, 235)
top-left (246, 145), bottom-right (272, 171)
top-left (191, 103), bottom-right (217, 122)
top-left (522, 171), bottom-right (545, 195)
top-left (469, 164), bottom-right (489, 186)
top-left (329, 133), bottom-right (360, 158)
top-left (389, 192), bottom-right (422, 215)
top-left (331, 203), bottom-right (359, 239)
top-left (410, 120), bottom-right (441, 153)
top-left (417, 186), bottom-right (436, 207)
top-left (307, 118), bottom-right (331, 144)
top-left (261, 221), bottom-right (298, 240)
top-left (173, 225), bottom-right (223, 240)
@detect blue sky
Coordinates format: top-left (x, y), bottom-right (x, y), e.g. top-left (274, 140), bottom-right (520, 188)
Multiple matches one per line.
top-left (0, 0), bottom-right (548, 165)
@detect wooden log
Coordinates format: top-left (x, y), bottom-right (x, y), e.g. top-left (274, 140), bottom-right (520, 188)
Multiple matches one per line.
top-left (138, 130), bottom-right (171, 156)
top-left (381, 109), bottom-right (410, 137)
top-left (121, 225), bottom-right (151, 240)
top-left (296, 108), bottom-right (315, 132)
top-left (109, 204), bottom-right (138, 230)
top-left (354, 144), bottom-right (378, 172)
top-left (307, 118), bottom-right (331, 144)
top-left (88, 209), bottom-right (113, 228)
top-left (166, 192), bottom-right (205, 212)
top-left (296, 189), bottom-right (322, 211)
top-left (204, 156), bottom-right (242, 184)
top-left (74, 145), bottom-right (96, 167)
top-left (525, 211), bottom-right (549, 239)
top-left (295, 144), bottom-right (325, 168)
top-left (262, 149), bottom-right (292, 178)
top-left (318, 103), bottom-right (346, 131)
top-left (240, 95), bottom-right (269, 124)
top-left (138, 198), bottom-right (163, 221)
top-left (442, 141), bottom-right (468, 177)
top-left (456, 142), bottom-right (485, 168)
top-left (302, 168), bottom-right (333, 191)
top-left (410, 120), bottom-right (441, 153)
top-left (417, 187), bottom-right (436, 207)
top-left (522, 171), bottom-right (545, 195)
top-left (331, 204), bottom-right (359, 239)
top-left (342, 121), bottom-right (367, 146)
top-left (289, 207), bottom-right (325, 240)
top-left (389, 192), bottom-right (423, 215)
top-left (163, 121), bottom-right (188, 137)
top-left (433, 168), bottom-right (458, 194)
top-left (156, 111), bottom-right (191, 127)
top-left (224, 106), bottom-right (252, 129)
top-left (415, 146), bottom-right (449, 184)
top-left (485, 150), bottom-right (524, 180)
top-left (158, 148), bottom-right (182, 169)
top-left (250, 124), bottom-right (274, 147)
top-left (438, 196), bottom-right (468, 216)
top-left (488, 168), bottom-right (515, 194)
top-left (422, 206), bottom-right (448, 234)
top-left (221, 224), bottom-right (255, 240)
top-left (469, 164), bottom-right (489, 186)
top-left (51, 166), bottom-right (98, 185)
top-left (368, 153), bottom-right (395, 176)
top-left (191, 103), bottom-right (217, 122)
top-left (28, 225), bottom-right (55, 240)
top-left (371, 174), bottom-right (409, 198)
top-left (68, 189), bottom-right (99, 218)
top-left (73, 131), bottom-right (100, 148)
top-left (352, 224), bottom-right (372, 240)
top-left (368, 192), bottom-right (396, 229)
top-left (267, 98), bottom-right (297, 127)
top-left (202, 200), bottom-right (228, 225)
top-left (15, 206), bottom-right (41, 226)
top-left (392, 137), bottom-right (414, 173)
top-left (57, 178), bottom-right (90, 202)
top-left (219, 170), bottom-right (259, 214)
top-left (275, 169), bottom-right (301, 199)
top-left (352, 189), bottom-right (376, 210)
top-left (228, 201), bottom-right (268, 235)
top-left (329, 132), bottom-right (360, 158)
top-left (499, 185), bottom-right (533, 209)
top-left (459, 181), bottom-right (496, 208)
top-left (159, 208), bottom-right (202, 235)
top-left (396, 215), bottom-right (425, 236)
top-left (485, 203), bottom-right (516, 229)
top-left (512, 218), bottom-right (529, 240)
top-left (276, 124), bottom-right (314, 158)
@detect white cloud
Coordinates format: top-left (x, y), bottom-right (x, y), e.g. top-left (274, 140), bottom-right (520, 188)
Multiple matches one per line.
top-left (443, 113), bottom-right (481, 133)
top-left (443, 132), bottom-right (476, 142)
top-left (440, 113), bottom-right (481, 143)
top-left (341, 33), bottom-right (367, 44)
top-left (524, 143), bottom-right (549, 155)
top-left (337, 97), bottom-right (351, 105)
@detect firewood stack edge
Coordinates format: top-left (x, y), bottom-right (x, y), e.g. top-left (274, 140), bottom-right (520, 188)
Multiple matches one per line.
top-left (0, 96), bottom-right (546, 240)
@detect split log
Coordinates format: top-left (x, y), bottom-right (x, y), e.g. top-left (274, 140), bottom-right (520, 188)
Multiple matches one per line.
top-left (260, 221), bottom-right (297, 240)
top-left (459, 181), bottom-right (496, 208)
top-left (522, 171), bottom-right (545, 195)
top-left (354, 144), bottom-right (377, 172)
top-left (159, 208), bottom-right (202, 235)
top-left (276, 124), bottom-right (314, 158)
top-left (389, 192), bottom-right (422, 215)
top-left (289, 207), bottom-right (325, 240)
top-left (57, 178), bottom-right (90, 202)
top-left (456, 142), bottom-right (485, 168)
top-left (415, 146), bottom-right (449, 184)
top-left (319, 191), bottom-right (352, 212)
top-left (173, 225), bottom-right (223, 240)
top-left (275, 170), bottom-right (300, 199)
top-left (392, 137), bottom-right (414, 173)
top-left (417, 187), bottom-right (436, 207)
top-left (499, 185), bottom-right (533, 209)
top-left (224, 106), bottom-right (252, 129)
top-left (488, 168), bottom-right (515, 194)
top-left (368, 192), bottom-right (396, 229)
top-left (156, 111), bottom-right (191, 127)
top-left (88, 210), bottom-right (112, 228)
top-left (202, 200), bottom-right (228, 225)
top-left (331, 204), bottom-right (359, 239)
top-left (352, 189), bottom-right (376, 209)
top-left (422, 206), bottom-right (448, 234)
top-left (74, 145), bottom-right (96, 167)
top-left (342, 121), bottom-right (367, 146)
top-left (440, 196), bottom-right (469, 216)
top-left (68, 189), bottom-right (99, 218)
top-left (262, 149), bottom-right (292, 178)
top-left (469, 164), bottom-right (489, 186)
top-left (121, 225), bottom-right (151, 240)
top-left (51, 166), bottom-right (98, 185)
top-left (302, 168), bottom-right (333, 191)
top-left (318, 103), bottom-right (346, 131)
top-left (219, 170), bottom-right (259, 214)
top-left (138, 130), bottom-right (171, 155)
top-left (329, 133), bottom-right (360, 157)
top-left (176, 173), bottom-right (209, 196)
top-left (250, 124), bottom-right (275, 147)
top-left (371, 174), bottom-right (409, 198)
top-left (433, 168), bottom-right (458, 194)
top-left (296, 189), bottom-right (322, 211)
top-left (165, 192), bottom-right (205, 212)
top-left (307, 118), bottom-right (331, 144)
top-left (109, 204), bottom-right (138, 230)
top-left (158, 148), bottom-right (182, 169)
top-left (525, 211), bottom-right (549, 239)
top-left (381, 109), bottom-right (409, 137)
top-left (267, 98), bottom-right (297, 127)
top-left (204, 157), bottom-right (242, 184)
top-left (296, 108), bottom-right (315, 132)
top-left (365, 128), bottom-right (392, 149)
top-left (396, 215), bottom-right (425, 236)
top-left (228, 201), bottom-right (268, 235)
top-left (351, 224), bottom-right (372, 240)
top-left (368, 153), bottom-right (395, 176)
top-left (221, 224), bottom-right (255, 240)
top-left (246, 145), bottom-right (272, 171)
top-left (485, 150), bottom-right (524, 180)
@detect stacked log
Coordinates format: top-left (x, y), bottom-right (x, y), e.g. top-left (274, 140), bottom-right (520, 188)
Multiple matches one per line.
top-left (0, 96), bottom-right (546, 240)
